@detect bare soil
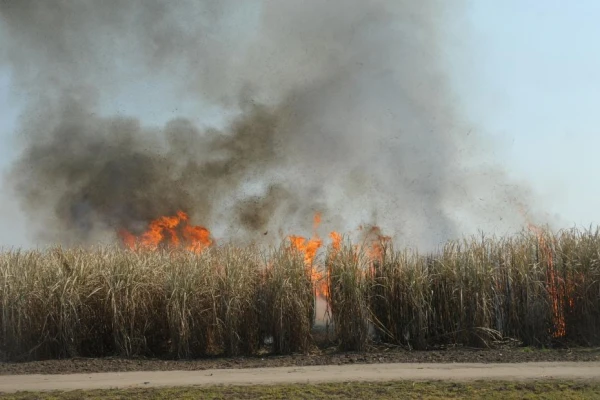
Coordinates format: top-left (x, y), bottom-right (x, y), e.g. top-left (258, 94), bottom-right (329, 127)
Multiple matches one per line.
top-left (2, 346), bottom-right (598, 375)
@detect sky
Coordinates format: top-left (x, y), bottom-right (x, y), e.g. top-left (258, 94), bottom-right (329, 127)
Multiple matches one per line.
top-left (456, 1), bottom-right (600, 228)
top-left (1, 1), bottom-right (600, 247)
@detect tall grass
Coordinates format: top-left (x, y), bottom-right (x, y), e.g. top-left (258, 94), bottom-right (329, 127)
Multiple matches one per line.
top-left (264, 245), bottom-right (315, 354)
top-left (366, 229), bottom-right (600, 349)
top-left (1, 227), bottom-right (599, 361)
top-left (325, 239), bottom-right (370, 351)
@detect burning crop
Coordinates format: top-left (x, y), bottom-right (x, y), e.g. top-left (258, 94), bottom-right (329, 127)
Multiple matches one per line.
top-left (119, 211), bottom-right (213, 253)
top-left (2, 223), bottom-right (599, 362)
top-left (111, 208), bottom-right (584, 345)
top-left (0, 0), bottom-right (597, 363)
top-left (114, 210), bottom-right (393, 303)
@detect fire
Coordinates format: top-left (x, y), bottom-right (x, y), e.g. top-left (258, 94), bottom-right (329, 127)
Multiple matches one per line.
top-left (114, 204), bottom-right (579, 340)
top-left (329, 231), bottom-right (342, 252)
top-left (313, 212), bottom-right (322, 227)
top-left (287, 213), bottom-right (329, 298)
top-left (355, 225), bottom-right (391, 277)
top-left (526, 221), bottom-right (569, 338)
top-left (365, 226), bottom-right (390, 262)
top-left (288, 235), bottom-right (323, 266)
top-left (518, 204), bottom-right (572, 338)
top-left (119, 229), bottom-right (137, 249)
top-left (285, 214), bottom-right (386, 300)
top-left (119, 210), bottom-right (213, 253)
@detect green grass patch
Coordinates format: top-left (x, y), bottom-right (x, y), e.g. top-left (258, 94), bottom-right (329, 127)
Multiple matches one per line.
top-left (3, 380), bottom-right (600, 399)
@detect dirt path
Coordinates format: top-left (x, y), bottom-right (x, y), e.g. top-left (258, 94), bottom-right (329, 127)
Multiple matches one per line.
top-left (1, 362), bottom-right (599, 393)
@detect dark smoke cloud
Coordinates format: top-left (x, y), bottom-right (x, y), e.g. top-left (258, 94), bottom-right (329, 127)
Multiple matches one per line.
top-left (0, 0), bottom-right (543, 249)
top-left (7, 94), bottom-right (289, 244)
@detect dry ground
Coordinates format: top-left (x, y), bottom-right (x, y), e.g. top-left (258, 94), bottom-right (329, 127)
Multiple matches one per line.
top-left (1, 347), bottom-right (599, 375)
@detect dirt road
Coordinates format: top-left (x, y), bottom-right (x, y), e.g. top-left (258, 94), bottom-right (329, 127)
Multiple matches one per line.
top-left (1, 362), bottom-right (599, 393)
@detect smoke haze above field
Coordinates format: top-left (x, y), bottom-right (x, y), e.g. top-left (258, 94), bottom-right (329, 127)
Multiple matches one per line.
top-left (0, 0), bottom-right (542, 249)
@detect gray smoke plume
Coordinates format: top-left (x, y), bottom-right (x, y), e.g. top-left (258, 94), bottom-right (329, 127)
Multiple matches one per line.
top-left (0, 0), bottom-right (543, 249)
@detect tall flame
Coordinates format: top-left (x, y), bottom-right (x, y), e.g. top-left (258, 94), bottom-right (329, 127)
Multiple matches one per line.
top-left (365, 225), bottom-right (391, 262)
top-left (526, 220), bottom-right (569, 338)
top-left (287, 213), bottom-right (329, 298)
top-left (119, 210), bottom-right (213, 253)
top-left (329, 231), bottom-right (342, 253)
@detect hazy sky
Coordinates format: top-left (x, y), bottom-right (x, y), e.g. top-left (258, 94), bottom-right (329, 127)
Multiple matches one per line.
top-left (458, 1), bottom-right (600, 227)
top-left (1, 1), bottom-right (599, 247)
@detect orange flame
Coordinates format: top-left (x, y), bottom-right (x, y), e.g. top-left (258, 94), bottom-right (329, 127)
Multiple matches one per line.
top-left (313, 213), bottom-right (322, 231)
top-left (329, 231), bottom-right (342, 252)
top-left (119, 210), bottom-right (213, 253)
top-left (118, 229), bottom-right (137, 249)
top-left (287, 213), bottom-right (329, 298)
top-left (288, 235), bottom-right (323, 266)
top-left (526, 221), bottom-right (568, 338)
top-left (362, 225), bottom-right (390, 278)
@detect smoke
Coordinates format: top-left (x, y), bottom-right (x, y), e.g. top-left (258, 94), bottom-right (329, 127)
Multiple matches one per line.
top-left (0, 0), bottom-right (542, 249)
